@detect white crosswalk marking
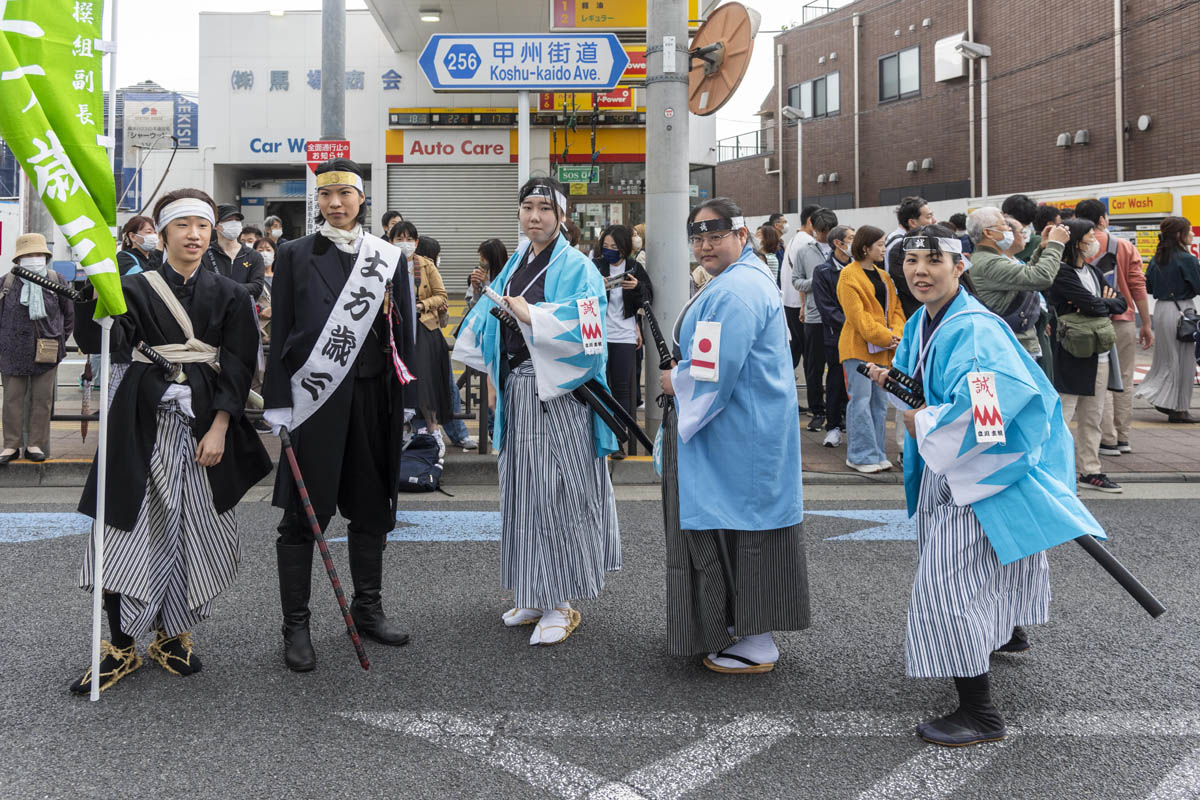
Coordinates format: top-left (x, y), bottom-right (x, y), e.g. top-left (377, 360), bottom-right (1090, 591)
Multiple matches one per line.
top-left (1145, 747), bottom-right (1200, 800)
top-left (856, 740), bottom-right (1011, 800)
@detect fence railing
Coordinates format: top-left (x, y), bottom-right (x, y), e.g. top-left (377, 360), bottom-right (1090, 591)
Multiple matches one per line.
top-left (716, 128), bottom-right (773, 162)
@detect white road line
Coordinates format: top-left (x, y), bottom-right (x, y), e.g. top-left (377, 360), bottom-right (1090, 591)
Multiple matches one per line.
top-left (856, 739), bottom-right (1011, 800)
top-left (618, 713), bottom-right (795, 800)
top-left (1146, 747), bottom-right (1200, 800)
top-left (502, 711), bottom-right (703, 738)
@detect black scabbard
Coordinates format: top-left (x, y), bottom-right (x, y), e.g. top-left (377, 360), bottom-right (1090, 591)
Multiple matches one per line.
top-left (640, 299), bottom-right (674, 371)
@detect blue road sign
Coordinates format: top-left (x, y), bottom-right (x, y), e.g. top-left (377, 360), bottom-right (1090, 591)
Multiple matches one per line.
top-left (418, 34), bottom-right (630, 92)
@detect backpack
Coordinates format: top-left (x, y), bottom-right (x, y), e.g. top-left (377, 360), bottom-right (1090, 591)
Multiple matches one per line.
top-left (1092, 232), bottom-right (1120, 287)
top-left (397, 433), bottom-right (443, 492)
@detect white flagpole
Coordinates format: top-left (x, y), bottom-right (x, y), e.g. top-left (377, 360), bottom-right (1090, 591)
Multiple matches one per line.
top-left (90, 0), bottom-right (120, 702)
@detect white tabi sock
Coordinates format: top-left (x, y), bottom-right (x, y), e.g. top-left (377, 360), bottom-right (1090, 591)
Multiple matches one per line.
top-left (709, 631), bottom-right (779, 667)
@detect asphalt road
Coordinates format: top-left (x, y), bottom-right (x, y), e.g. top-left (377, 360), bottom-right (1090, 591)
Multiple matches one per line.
top-left (0, 487), bottom-right (1196, 800)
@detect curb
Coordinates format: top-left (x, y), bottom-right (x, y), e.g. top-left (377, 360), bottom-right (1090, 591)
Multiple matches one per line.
top-left (6, 453), bottom-right (1199, 491)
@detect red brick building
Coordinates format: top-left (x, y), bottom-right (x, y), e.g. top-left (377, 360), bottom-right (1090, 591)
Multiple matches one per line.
top-left (717, 0), bottom-right (1200, 217)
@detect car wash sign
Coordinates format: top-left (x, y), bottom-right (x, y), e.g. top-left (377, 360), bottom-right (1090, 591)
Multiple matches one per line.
top-left (418, 34), bottom-right (628, 91)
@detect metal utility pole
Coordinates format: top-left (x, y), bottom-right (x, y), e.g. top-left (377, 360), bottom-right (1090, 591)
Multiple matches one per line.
top-left (644, 0), bottom-right (690, 438)
top-left (321, 0), bottom-right (346, 139)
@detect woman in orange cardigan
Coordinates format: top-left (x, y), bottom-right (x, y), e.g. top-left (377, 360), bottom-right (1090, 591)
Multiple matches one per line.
top-left (837, 225), bottom-right (907, 473)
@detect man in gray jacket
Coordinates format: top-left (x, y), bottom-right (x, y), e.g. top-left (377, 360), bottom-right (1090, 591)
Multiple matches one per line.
top-left (966, 206), bottom-right (1070, 370)
top-left (791, 208), bottom-right (838, 431)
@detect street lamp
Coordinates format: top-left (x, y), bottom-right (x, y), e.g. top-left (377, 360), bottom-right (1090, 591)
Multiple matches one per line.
top-left (781, 104), bottom-right (806, 218)
top-left (955, 41), bottom-right (992, 199)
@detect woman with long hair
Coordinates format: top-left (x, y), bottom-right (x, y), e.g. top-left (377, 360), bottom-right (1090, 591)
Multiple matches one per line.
top-left (837, 225), bottom-right (907, 473)
top-left (1137, 216), bottom-right (1200, 422)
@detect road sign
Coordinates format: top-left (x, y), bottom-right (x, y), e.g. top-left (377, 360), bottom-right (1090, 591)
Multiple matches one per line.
top-left (418, 34), bottom-right (630, 92)
top-left (305, 139), bottom-right (351, 236)
top-left (557, 165), bottom-right (599, 183)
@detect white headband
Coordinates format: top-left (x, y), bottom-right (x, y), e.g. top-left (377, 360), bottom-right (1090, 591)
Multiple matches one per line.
top-left (903, 235), bottom-right (964, 254)
top-left (522, 184), bottom-right (568, 216)
top-left (157, 198), bottom-right (216, 229)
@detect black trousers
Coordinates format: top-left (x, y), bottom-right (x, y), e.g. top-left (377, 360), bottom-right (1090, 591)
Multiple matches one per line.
top-left (802, 321), bottom-right (826, 415)
top-left (824, 340), bottom-right (848, 430)
top-left (607, 342), bottom-right (638, 451)
top-left (784, 306), bottom-right (804, 370)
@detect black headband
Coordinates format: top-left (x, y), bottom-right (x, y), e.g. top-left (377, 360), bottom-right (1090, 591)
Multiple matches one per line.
top-left (520, 183), bottom-right (567, 216)
top-left (687, 215), bottom-right (746, 237)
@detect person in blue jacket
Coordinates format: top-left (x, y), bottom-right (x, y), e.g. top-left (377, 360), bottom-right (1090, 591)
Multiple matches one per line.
top-left (659, 198), bottom-right (809, 674)
top-left (869, 223), bottom-right (1108, 747)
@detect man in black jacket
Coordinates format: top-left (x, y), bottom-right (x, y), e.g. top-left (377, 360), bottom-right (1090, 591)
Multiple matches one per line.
top-left (207, 204), bottom-right (266, 301)
top-left (262, 159), bottom-right (417, 672)
top-left (810, 224), bottom-right (854, 448)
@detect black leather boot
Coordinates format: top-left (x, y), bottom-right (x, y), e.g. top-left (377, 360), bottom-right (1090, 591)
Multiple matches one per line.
top-left (347, 532), bottom-right (410, 646)
top-left (277, 541), bottom-right (316, 672)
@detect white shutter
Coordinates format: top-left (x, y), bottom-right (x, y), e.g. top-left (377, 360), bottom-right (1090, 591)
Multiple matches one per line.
top-left (387, 164), bottom-right (520, 297)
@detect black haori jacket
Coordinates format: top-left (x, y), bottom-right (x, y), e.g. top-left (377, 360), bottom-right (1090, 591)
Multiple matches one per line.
top-left (263, 231), bottom-right (416, 519)
top-left (76, 264), bottom-right (272, 531)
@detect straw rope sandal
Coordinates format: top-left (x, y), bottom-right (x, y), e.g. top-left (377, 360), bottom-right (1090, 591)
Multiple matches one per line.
top-left (532, 607), bottom-right (582, 646)
top-left (147, 631), bottom-right (203, 676)
top-left (69, 640), bottom-right (142, 695)
top-left (502, 607), bottom-right (543, 627)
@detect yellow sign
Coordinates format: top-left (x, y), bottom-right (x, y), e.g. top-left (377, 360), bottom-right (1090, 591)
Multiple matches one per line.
top-left (1134, 229), bottom-right (1159, 261)
top-left (1043, 197), bottom-right (1091, 211)
top-left (1107, 192), bottom-right (1173, 216)
top-left (570, 182), bottom-right (588, 195)
top-left (551, 0), bottom-right (700, 31)
top-left (1182, 195), bottom-right (1200, 222)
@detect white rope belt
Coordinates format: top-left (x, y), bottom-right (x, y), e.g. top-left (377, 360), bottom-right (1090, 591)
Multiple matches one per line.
top-left (132, 340), bottom-right (220, 383)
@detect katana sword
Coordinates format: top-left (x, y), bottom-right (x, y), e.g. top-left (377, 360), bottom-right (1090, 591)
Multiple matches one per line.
top-left (278, 427), bottom-right (370, 670)
top-left (640, 299), bottom-right (674, 371)
top-left (483, 288), bottom-right (655, 451)
top-left (11, 266), bottom-right (85, 302)
top-left (134, 341), bottom-right (182, 382)
top-left (862, 362), bottom-right (1167, 619)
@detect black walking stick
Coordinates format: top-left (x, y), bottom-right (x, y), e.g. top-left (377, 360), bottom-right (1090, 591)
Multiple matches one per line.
top-left (858, 362), bottom-right (1167, 619)
top-left (278, 427), bottom-right (370, 670)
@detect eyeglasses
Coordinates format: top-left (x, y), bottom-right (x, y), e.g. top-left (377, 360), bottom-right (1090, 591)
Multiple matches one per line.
top-left (689, 231), bottom-right (736, 247)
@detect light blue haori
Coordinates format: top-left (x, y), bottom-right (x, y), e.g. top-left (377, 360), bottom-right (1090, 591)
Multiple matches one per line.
top-left (452, 233), bottom-right (619, 458)
top-left (894, 288), bottom-right (1107, 564)
top-left (671, 244), bottom-right (804, 531)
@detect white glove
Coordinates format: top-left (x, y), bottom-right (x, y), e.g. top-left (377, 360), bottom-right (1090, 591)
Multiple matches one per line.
top-left (263, 407), bottom-right (292, 437)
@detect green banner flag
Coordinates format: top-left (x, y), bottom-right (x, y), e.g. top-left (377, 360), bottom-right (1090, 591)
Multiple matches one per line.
top-left (0, 0), bottom-right (125, 318)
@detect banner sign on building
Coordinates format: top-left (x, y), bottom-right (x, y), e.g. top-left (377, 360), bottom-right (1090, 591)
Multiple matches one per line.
top-left (305, 139), bottom-right (351, 236)
top-left (386, 130), bottom-right (517, 165)
top-left (550, 0), bottom-right (700, 32)
top-left (0, 0), bottom-right (124, 317)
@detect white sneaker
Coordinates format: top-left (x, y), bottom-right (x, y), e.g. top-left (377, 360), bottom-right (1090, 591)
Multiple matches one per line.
top-left (823, 428), bottom-right (843, 447)
top-left (456, 436), bottom-right (478, 450)
top-left (877, 459), bottom-right (894, 471)
top-left (846, 459), bottom-right (883, 474)
top-left (502, 607), bottom-right (542, 627)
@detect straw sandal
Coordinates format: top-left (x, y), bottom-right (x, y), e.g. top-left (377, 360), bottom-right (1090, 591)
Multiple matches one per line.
top-left (703, 650), bottom-right (776, 674)
top-left (502, 607), bottom-right (543, 627)
top-left (147, 631), bottom-right (203, 676)
top-left (532, 608), bottom-right (581, 646)
top-left (69, 640), bottom-right (142, 695)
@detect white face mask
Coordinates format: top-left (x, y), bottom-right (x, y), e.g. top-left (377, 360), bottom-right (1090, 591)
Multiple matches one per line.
top-left (1024, 223), bottom-right (1034, 241)
top-left (270, 227), bottom-right (282, 239)
top-left (779, 223), bottom-right (789, 234)
top-left (1081, 240), bottom-right (1100, 260)
top-left (259, 250), bottom-right (275, 267)
top-left (631, 235), bottom-right (643, 250)
top-left (219, 221), bottom-right (243, 240)
top-left (18, 255), bottom-right (47, 269)
top-left (398, 241), bottom-right (416, 258)
top-left (139, 233), bottom-right (159, 251)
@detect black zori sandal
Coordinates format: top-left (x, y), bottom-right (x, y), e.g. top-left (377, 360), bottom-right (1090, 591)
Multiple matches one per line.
top-left (69, 641), bottom-right (142, 695)
top-left (147, 631), bottom-right (203, 676)
top-left (703, 649), bottom-right (776, 674)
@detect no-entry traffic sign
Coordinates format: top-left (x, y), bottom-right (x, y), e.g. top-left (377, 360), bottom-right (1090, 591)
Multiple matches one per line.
top-left (418, 34), bottom-right (629, 92)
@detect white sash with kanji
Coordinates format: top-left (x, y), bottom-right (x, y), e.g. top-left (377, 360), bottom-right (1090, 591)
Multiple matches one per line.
top-left (290, 233), bottom-right (401, 431)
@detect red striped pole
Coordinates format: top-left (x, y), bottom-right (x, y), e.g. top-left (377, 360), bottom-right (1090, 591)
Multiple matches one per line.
top-left (279, 427), bottom-right (370, 670)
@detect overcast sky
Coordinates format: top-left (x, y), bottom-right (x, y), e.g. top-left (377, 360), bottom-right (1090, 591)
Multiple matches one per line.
top-left (106, 0), bottom-right (797, 143)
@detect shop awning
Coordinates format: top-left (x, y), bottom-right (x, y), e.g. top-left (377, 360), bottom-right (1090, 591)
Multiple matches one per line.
top-left (364, 0), bottom-right (551, 52)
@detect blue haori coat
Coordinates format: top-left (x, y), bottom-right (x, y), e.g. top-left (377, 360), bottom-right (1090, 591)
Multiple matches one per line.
top-left (671, 245), bottom-right (804, 531)
top-left (453, 234), bottom-right (620, 458)
top-left (894, 289), bottom-right (1107, 563)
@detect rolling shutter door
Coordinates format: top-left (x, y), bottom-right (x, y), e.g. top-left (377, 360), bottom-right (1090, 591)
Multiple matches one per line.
top-left (387, 164), bottom-right (520, 298)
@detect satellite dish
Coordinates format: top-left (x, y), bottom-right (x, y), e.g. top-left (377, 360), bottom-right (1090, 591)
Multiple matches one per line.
top-left (688, 2), bottom-right (761, 116)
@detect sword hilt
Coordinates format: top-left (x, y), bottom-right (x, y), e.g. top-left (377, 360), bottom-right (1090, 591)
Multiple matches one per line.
top-left (11, 266), bottom-right (86, 303)
top-left (135, 341), bottom-right (182, 382)
top-left (855, 363), bottom-right (925, 408)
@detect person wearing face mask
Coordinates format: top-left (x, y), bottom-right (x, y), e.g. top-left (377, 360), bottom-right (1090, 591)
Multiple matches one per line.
top-left (632, 223), bottom-right (646, 267)
top-left (118, 216), bottom-right (161, 276)
top-left (206, 204), bottom-right (265, 300)
top-left (867, 224), bottom-right (1109, 747)
top-left (592, 224), bottom-right (653, 458)
top-left (254, 236), bottom-right (277, 289)
top-left (810, 225), bottom-right (855, 448)
top-left (253, 236), bottom-right (277, 395)
top-left (1048, 219), bottom-right (1127, 493)
top-left (1001, 194), bottom-right (1040, 263)
top-left (263, 215), bottom-right (288, 246)
top-left (966, 207), bottom-right (1068, 374)
top-left (0, 234), bottom-right (74, 464)
top-left (407, 234), bottom-right (460, 455)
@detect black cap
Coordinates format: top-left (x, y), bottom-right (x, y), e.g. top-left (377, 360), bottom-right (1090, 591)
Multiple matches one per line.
top-left (216, 203), bottom-right (244, 222)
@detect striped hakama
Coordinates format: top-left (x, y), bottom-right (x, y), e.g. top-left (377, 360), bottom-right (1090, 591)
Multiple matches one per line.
top-left (905, 467), bottom-right (1051, 678)
top-left (498, 362), bottom-right (620, 609)
top-left (79, 395), bottom-right (240, 639)
top-left (662, 404), bottom-right (811, 657)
